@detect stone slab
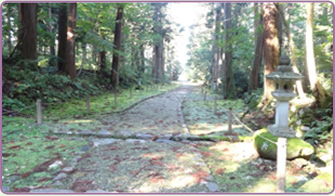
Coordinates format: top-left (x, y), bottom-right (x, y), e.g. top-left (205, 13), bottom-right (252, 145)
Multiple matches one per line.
top-left (30, 189), bottom-right (74, 193)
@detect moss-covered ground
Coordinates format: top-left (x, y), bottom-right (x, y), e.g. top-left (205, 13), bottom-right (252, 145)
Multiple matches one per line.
top-left (2, 116), bottom-right (87, 191)
top-left (2, 83), bottom-right (180, 192)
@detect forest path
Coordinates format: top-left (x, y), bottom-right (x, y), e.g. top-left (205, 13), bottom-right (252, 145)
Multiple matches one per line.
top-left (42, 82), bottom-right (221, 193)
top-left (95, 82), bottom-right (191, 137)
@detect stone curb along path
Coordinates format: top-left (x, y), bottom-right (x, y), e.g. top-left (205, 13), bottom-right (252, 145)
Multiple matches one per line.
top-left (30, 84), bottom-right (220, 193)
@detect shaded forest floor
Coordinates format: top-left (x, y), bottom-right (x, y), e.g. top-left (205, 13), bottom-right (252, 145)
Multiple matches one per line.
top-left (2, 82), bottom-right (333, 193)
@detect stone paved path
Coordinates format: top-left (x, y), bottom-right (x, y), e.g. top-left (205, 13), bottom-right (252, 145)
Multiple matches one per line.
top-left (96, 84), bottom-right (190, 137)
top-left (35, 83), bottom-right (220, 193)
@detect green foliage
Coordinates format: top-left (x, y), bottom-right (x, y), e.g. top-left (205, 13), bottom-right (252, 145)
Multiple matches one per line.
top-left (3, 63), bottom-right (104, 111)
top-left (186, 32), bottom-right (212, 82)
top-left (243, 88), bottom-right (263, 109)
top-left (290, 101), bottom-right (333, 146)
top-left (301, 109), bottom-right (333, 145)
top-left (3, 95), bottom-right (26, 111)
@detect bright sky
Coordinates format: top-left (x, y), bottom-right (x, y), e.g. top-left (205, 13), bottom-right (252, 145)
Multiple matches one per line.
top-left (166, 3), bottom-right (207, 80)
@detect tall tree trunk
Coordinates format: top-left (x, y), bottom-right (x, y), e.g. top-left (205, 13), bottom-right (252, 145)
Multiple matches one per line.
top-left (18, 3), bottom-right (38, 68)
top-left (111, 4), bottom-right (124, 89)
top-left (211, 3), bottom-right (221, 89)
top-left (65, 3), bottom-right (77, 79)
top-left (305, 3), bottom-right (329, 106)
top-left (152, 45), bottom-right (158, 81)
top-left (223, 3), bottom-right (236, 99)
top-left (218, 3), bottom-right (225, 86)
top-left (6, 4), bottom-right (12, 53)
top-left (152, 3), bottom-right (165, 83)
top-left (248, 3), bottom-right (264, 93)
top-left (57, 3), bottom-right (67, 72)
top-left (100, 51), bottom-right (106, 73)
top-left (276, 4), bottom-right (305, 97)
top-left (263, 3), bottom-right (279, 101)
top-left (253, 3), bottom-right (259, 42)
top-left (159, 41), bottom-right (164, 82)
top-left (99, 30), bottom-right (106, 75)
top-left (48, 3), bottom-right (55, 56)
top-left (276, 5), bottom-right (283, 57)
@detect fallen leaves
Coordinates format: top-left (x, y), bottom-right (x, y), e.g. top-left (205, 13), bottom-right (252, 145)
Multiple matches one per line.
top-left (71, 179), bottom-right (96, 192)
top-left (214, 168), bottom-right (225, 175)
top-left (148, 172), bottom-right (165, 183)
top-left (45, 145), bottom-right (55, 150)
top-left (166, 164), bottom-right (180, 171)
top-left (45, 136), bottom-right (59, 141)
top-left (2, 153), bottom-right (14, 157)
top-left (192, 170), bottom-right (209, 183)
top-left (8, 145), bottom-right (21, 150)
top-left (200, 151), bottom-right (212, 157)
top-left (36, 177), bottom-right (53, 183)
top-left (12, 187), bottom-right (31, 192)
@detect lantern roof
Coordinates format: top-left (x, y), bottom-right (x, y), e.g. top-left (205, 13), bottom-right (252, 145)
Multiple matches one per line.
top-left (266, 55), bottom-right (304, 81)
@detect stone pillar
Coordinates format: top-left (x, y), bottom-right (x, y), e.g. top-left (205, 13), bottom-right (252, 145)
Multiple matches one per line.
top-left (275, 102), bottom-right (289, 128)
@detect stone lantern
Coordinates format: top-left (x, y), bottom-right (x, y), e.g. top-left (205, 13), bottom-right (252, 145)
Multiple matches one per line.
top-left (266, 55), bottom-right (304, 138)
top-left (212, 80), bottom-right (217, 91)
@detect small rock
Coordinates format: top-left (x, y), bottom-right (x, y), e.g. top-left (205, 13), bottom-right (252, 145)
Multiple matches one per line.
top-left (194, 162), bottom-right (207, 167)
top-left (48, 160), bottom-right (63, 169)
top-left (125, 139), bottom-right (146, 143)
top-left (8, 174), bottom-right (20, 183)
top-left (180, 139), bottom-right (191, 144)
top-left (155, 139), bottom-right (173, 143)
top-left (30, 189), bottom-right (74, 193)
top-left (80, 145), bottom-right (90, 152)
top-left (174, 133), bottom-right (191, 140)
top-left (91, 139), bottom-right (119, 147)
top-left (159, 134), bottom-right (173, 140)
top-left (97, 130), bottom-right (112, 137)
top-left (301, 126), bottom-right (311, 132)
top-left (205, 182), bottom-right (219, 192)
top-left (53, 173), bottom-right (67, 182)
top-left (85, 190), bottom-right (109, 193)
top-left (52, 181), bottom-right (63, 186)
top-left (2, 186), bottom-right (10, 192)
top-left (319, 153), bottom-right (332, 164)
top-left (135, 133), bottom-right (153, 140)
top-left (292, 158), bottom-right (309, 169)
top-left (62, 166), bottom-right (74, 173)
top-left (77, 130), bottom-right (94, 135)
top-left (118, 130), bottom-right (134, 138)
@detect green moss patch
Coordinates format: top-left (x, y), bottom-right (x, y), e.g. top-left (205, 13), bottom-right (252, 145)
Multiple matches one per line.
top-left (254, 128), bottom-right (315, 160)
top-left (2, 116), bottom-right (87, 191)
